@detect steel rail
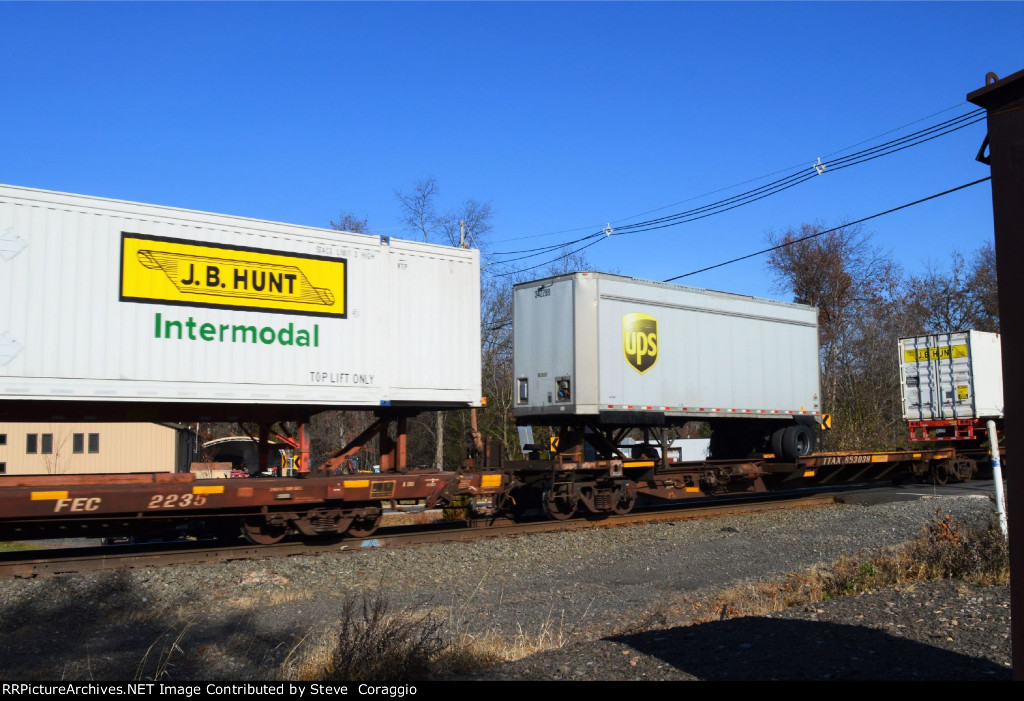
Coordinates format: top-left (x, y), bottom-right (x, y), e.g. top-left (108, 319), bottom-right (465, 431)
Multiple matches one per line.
top-left (0, 492), bottom-right (837, 579)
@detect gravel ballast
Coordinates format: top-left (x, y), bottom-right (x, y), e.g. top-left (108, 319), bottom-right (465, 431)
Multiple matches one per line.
top-left (0, 492), bottom-right (1010, 681)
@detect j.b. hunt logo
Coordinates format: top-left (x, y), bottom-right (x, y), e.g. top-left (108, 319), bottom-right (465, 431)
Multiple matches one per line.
top-left (623, 312), bottom-right (658, 374)
top-left (120, 233), bottom-right (347, 318)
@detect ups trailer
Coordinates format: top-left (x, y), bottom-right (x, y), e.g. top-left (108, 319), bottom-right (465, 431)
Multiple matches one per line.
top-left (512, 272), bottom-right (821, 460)
top-left (0, 184), bottom-right (481, 423)
top-left (899, 330), bottom-right (1003, 442)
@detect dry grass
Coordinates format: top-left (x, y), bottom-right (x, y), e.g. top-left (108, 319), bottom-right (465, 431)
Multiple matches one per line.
top-left (279, 593), bottom-right (445, 681)
top-left (222, 589), bottom-right (316, 610)
top-left (635, 509), bottom-right (1009, 630)
top-left (276, 580), bottom-right (596, 681)
top-left (139, 509), bottom-right (1007, 681)
top-left (134, 620), bottom-right (195, 681)
top-left (435, 596), bottom-right (596, 675)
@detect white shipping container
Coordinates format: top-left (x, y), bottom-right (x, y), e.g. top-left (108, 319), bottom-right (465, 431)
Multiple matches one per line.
top-left (0, 184), bottom-right (481, 410)
top-left (898, 330), bottom-right (1003, 421)
top-left (513, 272), bottom-right (821, 422)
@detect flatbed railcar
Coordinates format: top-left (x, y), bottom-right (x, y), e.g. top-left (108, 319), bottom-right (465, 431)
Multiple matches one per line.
top-left (0, 467), bottom-right (503, 544)
top-left (0, 441), bottom-right (990, 544)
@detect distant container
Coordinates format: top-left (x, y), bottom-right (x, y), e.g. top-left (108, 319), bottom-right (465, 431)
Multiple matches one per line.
top-left (512, 272), bottom-right (821, 425)
top-left (0, 184), bottom-right (481, 414)
top-left (898, 330), bottom-right (1003, 421)
top-left (621, 437), bottom-right (711, 462)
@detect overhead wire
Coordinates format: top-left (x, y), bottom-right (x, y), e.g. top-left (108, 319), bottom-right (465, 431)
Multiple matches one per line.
top-left (489, 108), bottom-right (983, 257)
top-left (488, 103), bottom-right (982, 247)
top-left (485, 109), bottom-right (986, 277)
top-left (487, 99), bottom-right (974, 244)
top-left (610, 109), bottom-right (984, 235)
top-left (663, 176), bottom-right (993, 282)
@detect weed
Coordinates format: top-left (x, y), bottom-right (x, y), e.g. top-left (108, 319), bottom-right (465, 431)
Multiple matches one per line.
top-left (135, 621), bottom-right (194, 681)
top-left (903, 509), bottom-right (1009, 584)
top-left (281, 593), bottom-right (444, 682)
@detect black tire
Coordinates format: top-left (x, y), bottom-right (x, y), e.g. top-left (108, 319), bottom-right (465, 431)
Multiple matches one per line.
top-left (781, 424), bottom-right (816, 461)
top-left (770, 427), bottom-right (786, 458)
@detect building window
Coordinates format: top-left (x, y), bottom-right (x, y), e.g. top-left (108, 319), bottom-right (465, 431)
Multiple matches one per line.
top-left (88, 433), bottom-right (100, 454)
top-left (26, 434), bottom-right (38, 454)
top-left (0, 462), bottom-right (5, 474)
top-left (73, 433), bottom-right (84, 454)
top-left (41, 433), bottom-right (53, 454)
top-left (0, 433), bottom-right (6, 446)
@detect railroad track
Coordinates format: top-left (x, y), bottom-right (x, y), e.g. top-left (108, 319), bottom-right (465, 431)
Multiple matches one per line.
top-left (0, 492), bottom-right (836, 579)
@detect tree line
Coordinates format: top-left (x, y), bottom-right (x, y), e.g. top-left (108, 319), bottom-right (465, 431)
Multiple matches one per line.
top-left (766, 224), bottom-right (998, 450)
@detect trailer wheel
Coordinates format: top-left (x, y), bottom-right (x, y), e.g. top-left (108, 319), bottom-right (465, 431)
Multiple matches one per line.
top-left (781, 425), bottom-right (815, 460)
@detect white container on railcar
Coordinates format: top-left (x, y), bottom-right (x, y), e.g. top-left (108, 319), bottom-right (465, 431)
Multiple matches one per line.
top-left (0, 184), bottom-right (481, 407)
top-left (898, 330), bottom-right (1003, 421)
top-left (512, 272), bottom-right (821, 423)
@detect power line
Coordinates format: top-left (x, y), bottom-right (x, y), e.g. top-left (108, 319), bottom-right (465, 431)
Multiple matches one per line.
top-left (486, 236), bottom-right (609, 278)
top-left (611, 110), bottom-right (984, 236)
top-left (488, 102), bottom-right (981, 246)
top-left (490, 108), bottom-right (984, 257)
top-left (663, 177), bottom-right (993, 283)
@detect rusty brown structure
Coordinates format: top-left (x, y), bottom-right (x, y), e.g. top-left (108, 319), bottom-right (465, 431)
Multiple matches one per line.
top-left (0, 419), bottom-right (990, 547)
top-left (0, 466), bottom-right (505, 544)
top-left (967, 67), bottom-right (1024, 680)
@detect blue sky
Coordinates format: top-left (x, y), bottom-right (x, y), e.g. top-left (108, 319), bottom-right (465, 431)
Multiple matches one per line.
top-left (2, 1), bottom-right (1021, 299)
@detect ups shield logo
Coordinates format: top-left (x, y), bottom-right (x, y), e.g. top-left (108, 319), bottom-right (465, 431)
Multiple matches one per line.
top-left (623, 313), bottom-right (658, 374)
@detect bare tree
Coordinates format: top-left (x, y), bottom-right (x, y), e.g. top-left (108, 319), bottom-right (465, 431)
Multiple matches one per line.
top-left (766, 223), bottom-right (908, 449)
top-left (43, 432), bottom-right (72, 475)
top-left (905, 242), bottom-right (1001, 335)
top-left (970, 240), bottom-right (1000, 332)
top-left (545, 244), bottom-right (595, 276)
top-left (437, 200), bottom-right (494, 248)
top-left (330, 212), bottom-right (370, 234)
top-left (395, 177), bottom-right (441, 243)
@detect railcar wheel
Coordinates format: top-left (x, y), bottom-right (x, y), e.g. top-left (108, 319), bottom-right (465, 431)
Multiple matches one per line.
top-left (347, 514), bottom-right (381, 538)
top-left (612, 490), bottom-right (637, 516)
top-left (542, 484), bottom-right (578, 521)
top-left (932, 462), bottom-right (951, 485)
top-left (241, 517), bottom-right (288, 545)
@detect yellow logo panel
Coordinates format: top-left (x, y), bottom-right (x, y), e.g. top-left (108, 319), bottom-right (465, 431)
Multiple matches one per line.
top-left (903, 344), bottom-right (968, 363)
top-left (623, 312), bottom-right (658, 374)
top-left (120, 233), bottom-right (346, 318)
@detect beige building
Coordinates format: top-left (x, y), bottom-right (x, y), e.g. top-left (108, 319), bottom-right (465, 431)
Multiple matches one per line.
top-left (0, 422), bottom-right (198, 476)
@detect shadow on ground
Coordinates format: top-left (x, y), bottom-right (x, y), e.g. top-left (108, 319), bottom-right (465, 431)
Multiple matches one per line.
top-left (609, 616), bottom-right (1010, 680)
top-left (0, 571), bottom-right (302, 680)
